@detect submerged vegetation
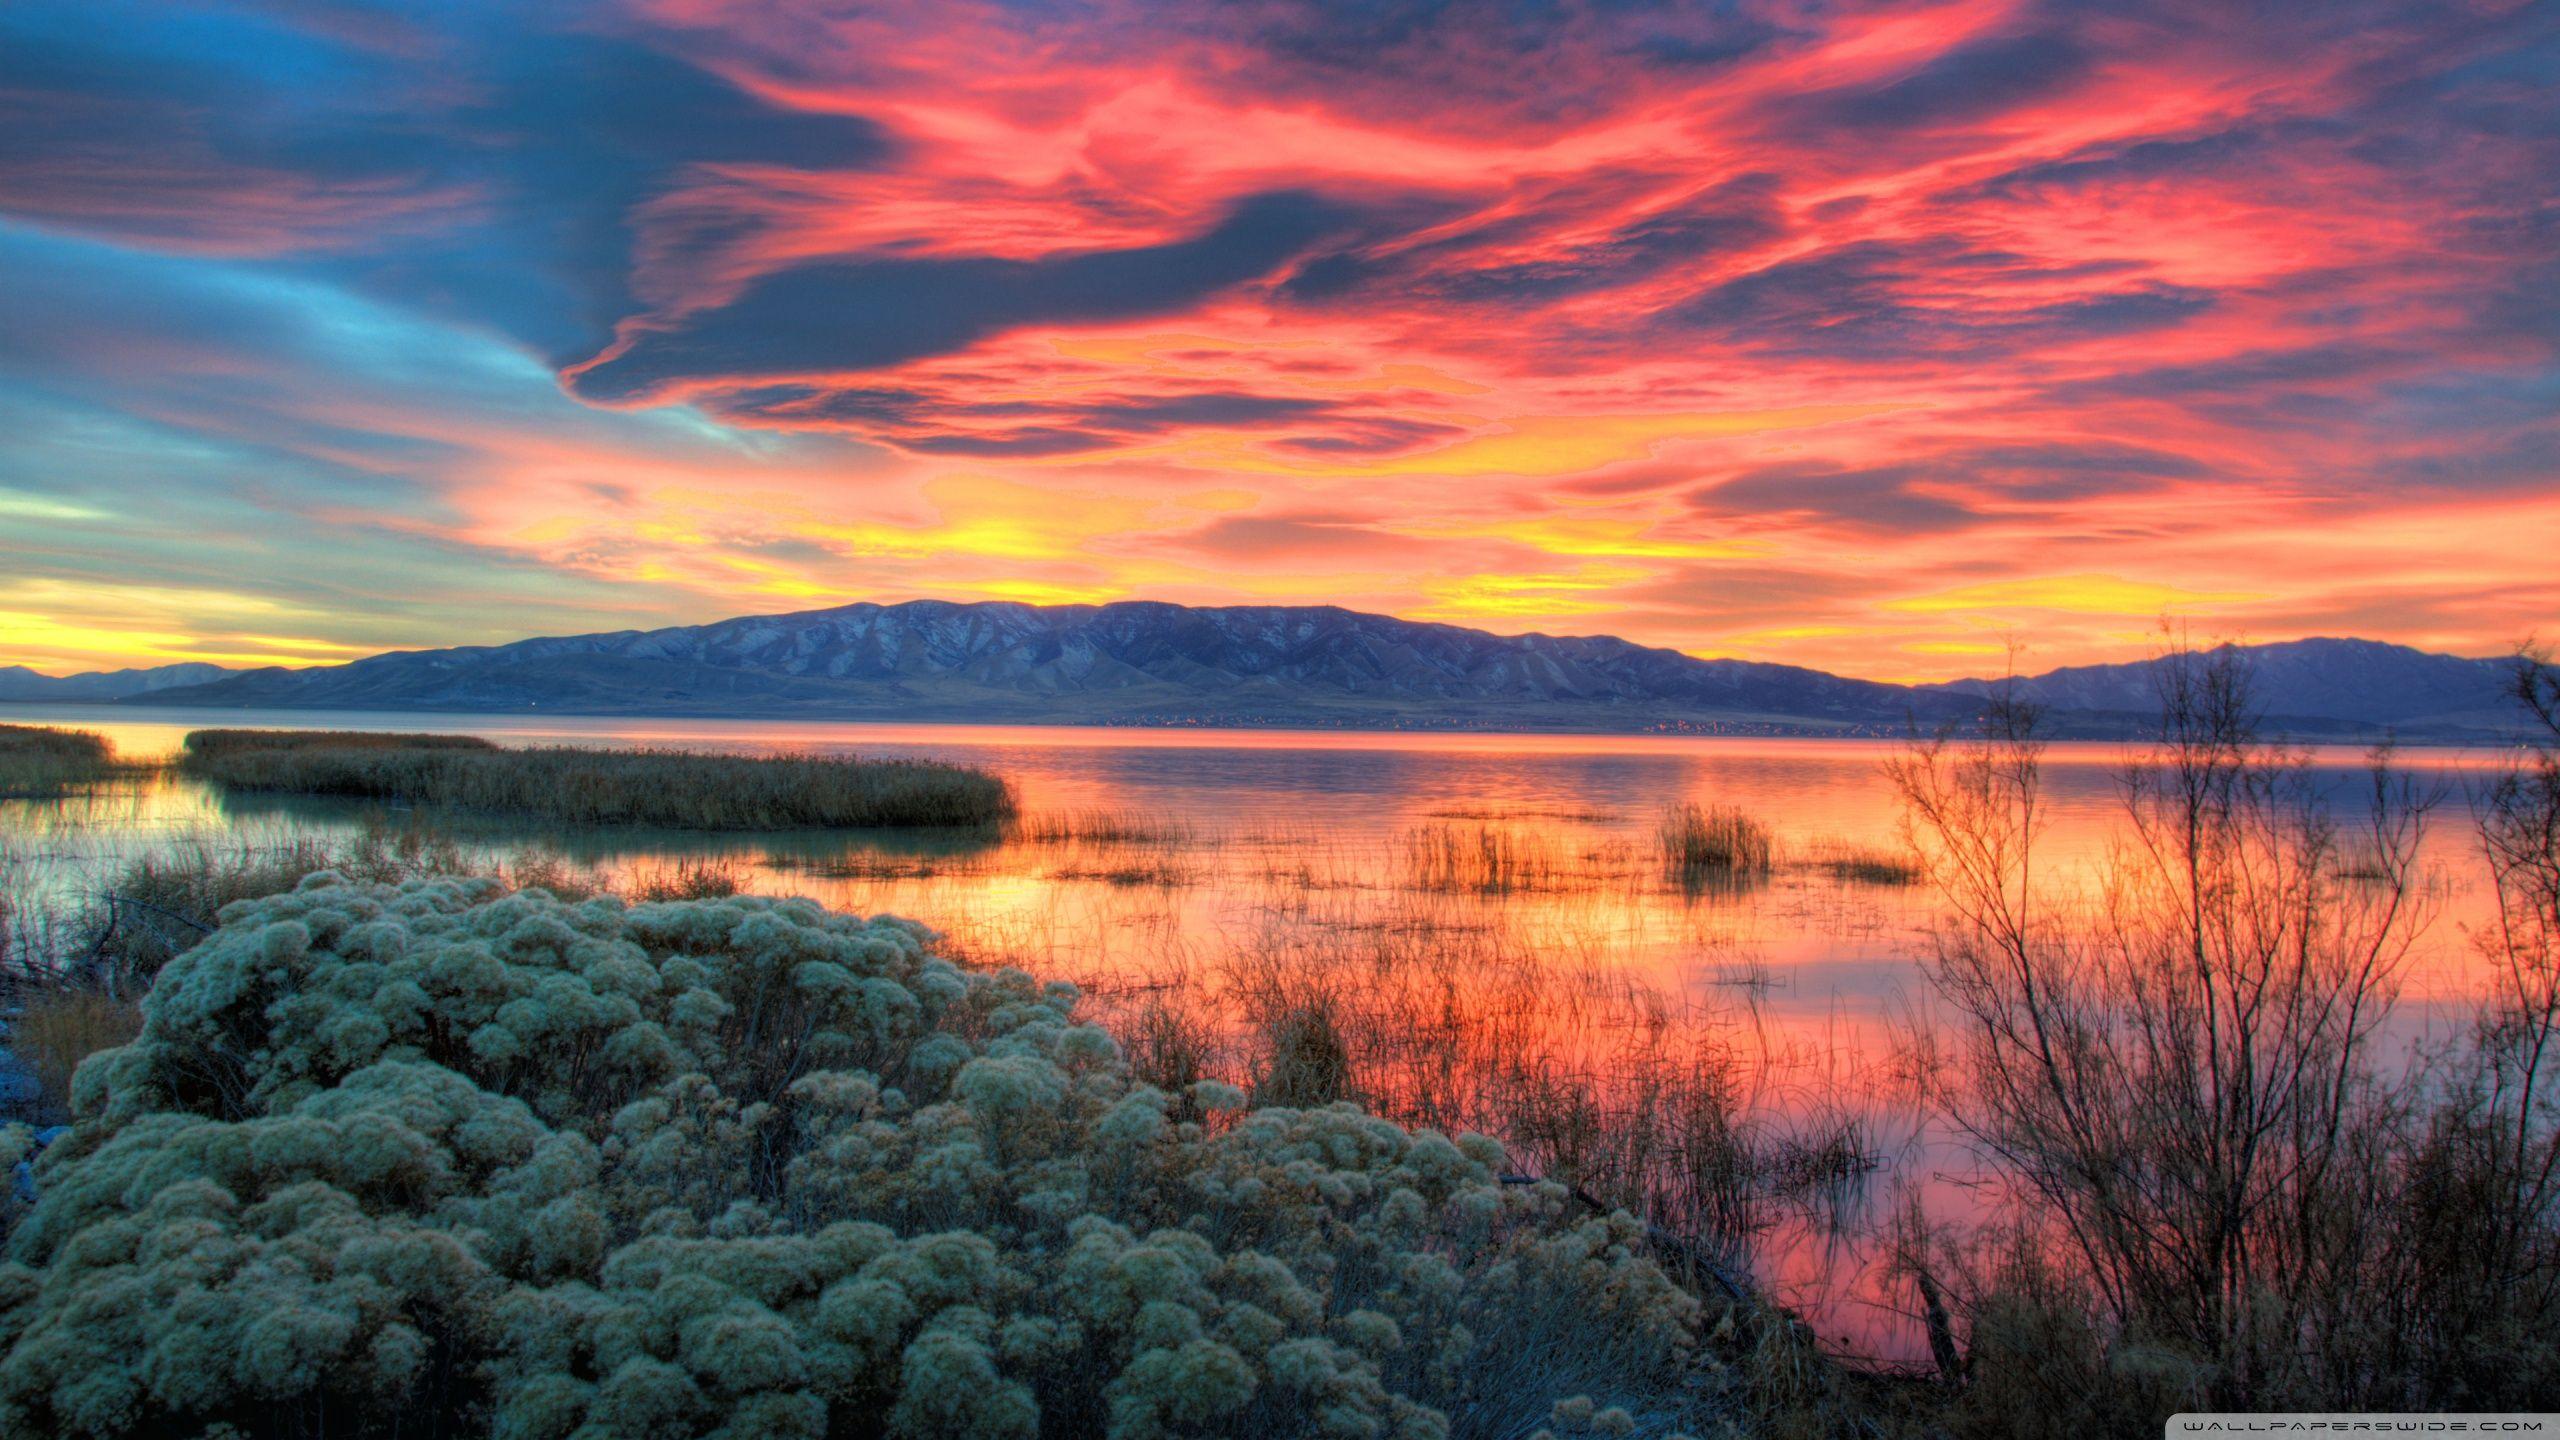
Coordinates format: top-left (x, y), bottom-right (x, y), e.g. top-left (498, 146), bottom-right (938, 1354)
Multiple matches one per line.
top-left (0, 726), bottom-right (123, 799)
top-left (0, 881), bottom-right (1795, 1438)
top-left (179, 729), bottom-right (1017, 830)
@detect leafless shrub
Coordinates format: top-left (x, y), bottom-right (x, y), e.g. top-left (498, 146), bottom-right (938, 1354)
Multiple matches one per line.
top-left (1889, 636), bottom-right (2559, 1425)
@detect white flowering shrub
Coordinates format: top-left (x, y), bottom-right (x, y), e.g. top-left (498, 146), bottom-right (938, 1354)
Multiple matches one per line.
top-left (0, 878), bottom-right (1737, 1438)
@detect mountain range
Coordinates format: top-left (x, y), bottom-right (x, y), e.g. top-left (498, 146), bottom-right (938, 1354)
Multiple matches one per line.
top-left (2, 599), bottom-right (2502, 740)
top-left (0, 661), bottom-right (240, 703)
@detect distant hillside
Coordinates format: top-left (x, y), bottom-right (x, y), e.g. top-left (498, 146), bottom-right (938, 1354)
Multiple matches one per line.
top-left (1929, 637), bottom-right (2521, 735)
top-left (118, 602), bottom-right (2527, 739)
top-left (0, 661), bottom-right (239, 702)
top-left (127, 600), bottom-right (1961, 734)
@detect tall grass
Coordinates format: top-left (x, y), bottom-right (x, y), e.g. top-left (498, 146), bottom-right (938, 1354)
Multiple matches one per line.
top-left (5, 988), bottom-right (140, 1120)
top-left (1013, 808), bottom-right (1196, 845)
top-left (1802, 838), bottom-right (1923, 886)
top-left (180, 728), bottom-right (499, 755)
top-left (179, 730), bottom-right (1016, 829)
top-left (1658, 802), bottom-right (1774, 881)
top-left (1075, 905), bottom-right (1895, 1282)
top-left (0, 725), bottom-right (124, 798)
top-left (1402, 821), bottom-right (1569, 892)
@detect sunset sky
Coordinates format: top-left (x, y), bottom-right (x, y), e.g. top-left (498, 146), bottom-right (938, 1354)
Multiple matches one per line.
top-left (2, 0), bottom-right (2553, 682)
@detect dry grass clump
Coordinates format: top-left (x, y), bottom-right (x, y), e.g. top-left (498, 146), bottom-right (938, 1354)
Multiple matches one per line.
top-left (0, 726), bottom-right (125, 799)
top-left (179, 730), bottom-right (1017, 829)
top-left (621, 856), bottom-right (745, 902)
top-left (1800, 839), bottom-right (1922, 887)
top-left (1427, 806), bottom-right (1621, 824)
top-left (1253, 1003), bottom-right (1355, 1109)
top-left (75, 822), bottom-right (489, 985)
top-left (1047, 857), bottom-right (1196, 887)
top-left (1013, 809), bottom-right (1196, 845)
top-left (1658, 804), bottom-right (1773, 882)
top-left (768, 853), bottom-right (976, 881)
top-left (4, 989), bottom-right (140, 1121)
top-left (1402, 821), bottom-right (1568, 893)
top-left (1114, 996), bottom-right (1219, 1110)
top-left (1142, 918), bottom-right (1892, 1285)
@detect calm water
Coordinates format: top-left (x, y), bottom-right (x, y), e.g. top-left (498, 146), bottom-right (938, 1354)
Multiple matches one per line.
top-left (0, 704), bottom-right (2517, 1360)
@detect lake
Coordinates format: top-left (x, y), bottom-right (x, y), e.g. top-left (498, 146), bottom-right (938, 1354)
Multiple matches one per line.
top-left (0, 703), bottom-right (2515, 1362)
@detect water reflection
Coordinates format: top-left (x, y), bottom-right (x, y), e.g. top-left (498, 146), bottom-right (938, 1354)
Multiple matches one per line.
top-left (0, 704), bottom-right (2516, 1360)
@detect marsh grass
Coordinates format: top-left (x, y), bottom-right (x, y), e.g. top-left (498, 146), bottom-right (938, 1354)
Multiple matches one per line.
top-left (179, 730), bottom-right (1016, 828)
top-left (80, 821), bottom-right (498, 983)
top-left (766, 853), bottom-right (978, 881)
top-left (5, 987), bottom-right (140, 1120)
top-left (1660, 802), bottom-right (1775, 881)
top-left (1059, 898), bottom-right (1898, 1279)
top-left (1398, 821), bottom-right (1643, 894)
top-left (1046, 857), bottom-right (1196, 887)
top-left (1403, 821), bottom-right (1563, 892)
top-left (0, 725), bottom-right (128, 799)
top-left (180, 728), bottom-right (499, 755)
top-left (1426, 805), bottom-right (1622, 823)
top-left (621, 855), bottom-right (745, 902)
top-left (1800, 837), bottom-right (1923, 886)
top-left (1013, 808), bottom-right (1197, 845)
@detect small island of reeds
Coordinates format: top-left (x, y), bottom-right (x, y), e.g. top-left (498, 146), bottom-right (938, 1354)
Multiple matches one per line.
top-left (0, 724), bottom-right (127, 799)
top-left (175, 728), bottom-right (1015, 829)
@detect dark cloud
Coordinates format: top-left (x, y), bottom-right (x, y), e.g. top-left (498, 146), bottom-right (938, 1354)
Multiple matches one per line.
top-left (568, 192), bottom-right (1370, 401)
top-left (1174, 512), bottom-right (1412, 561)
top-left (1684, 437), bottom-right (2222, 535)
top-left (1775, 30), bottom-right (2091, 133)
top-left (1263, 418), bottom-right (1473, 457)
top-left (1285, 173), bottom-right (1784, 307)
top-left (1689, 462), bottom-right (1987, 535)
top-left (1658, 239), bottom-right (2212, 361)
top-left (708, 382), bottom-right (1367, 456)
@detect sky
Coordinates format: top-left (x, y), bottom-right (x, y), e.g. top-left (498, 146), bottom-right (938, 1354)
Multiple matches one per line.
top-left (1, 0), bottom-right (2554, 683)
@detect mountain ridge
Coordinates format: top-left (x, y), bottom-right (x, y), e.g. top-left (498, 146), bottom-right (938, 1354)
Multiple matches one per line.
top-left (0, 661), bottom-right (242, 703)
top-left (1928, 636), bottom-right (2518, 731)
top-left (120, 599), bottom-right (1949, 734)
top-left (69, 600), bottom-right (2530, 739)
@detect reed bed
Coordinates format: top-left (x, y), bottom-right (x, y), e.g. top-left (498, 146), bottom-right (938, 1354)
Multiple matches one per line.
top-left (1403, 821), bottom-right (1562, 892)
top-left (180, 728), bottom-right (498, 755)
top-left (621, 855), bottom-right (746, 902)
top-left (1658, 802), bottom-right (1775, 880)
top-left (1011, 808), bottom-right (1197, 845)
top-left (764, 852), bottom-right (980, 881)
top-left (1046, 857), bottom-right (1197, 887)
top-left (4, 988), bottom-right (140, 1118)
top-left (0, 724), bottom-right (125, 798)
top-left (178, 730), bottom-right (1016, 829)
top-left (1059, 904), bottom-right (1899, 1271)
top-left (1800, 837), bottom-right (1924, 886)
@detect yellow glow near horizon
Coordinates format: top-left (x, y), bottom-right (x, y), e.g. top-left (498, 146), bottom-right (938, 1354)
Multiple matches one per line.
top-left (1886, 574), bottom-right (2256, 616)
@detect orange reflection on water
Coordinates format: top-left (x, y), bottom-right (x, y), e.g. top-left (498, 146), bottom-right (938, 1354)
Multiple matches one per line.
top-left (0, 705), bottom-right (2521, 1359)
